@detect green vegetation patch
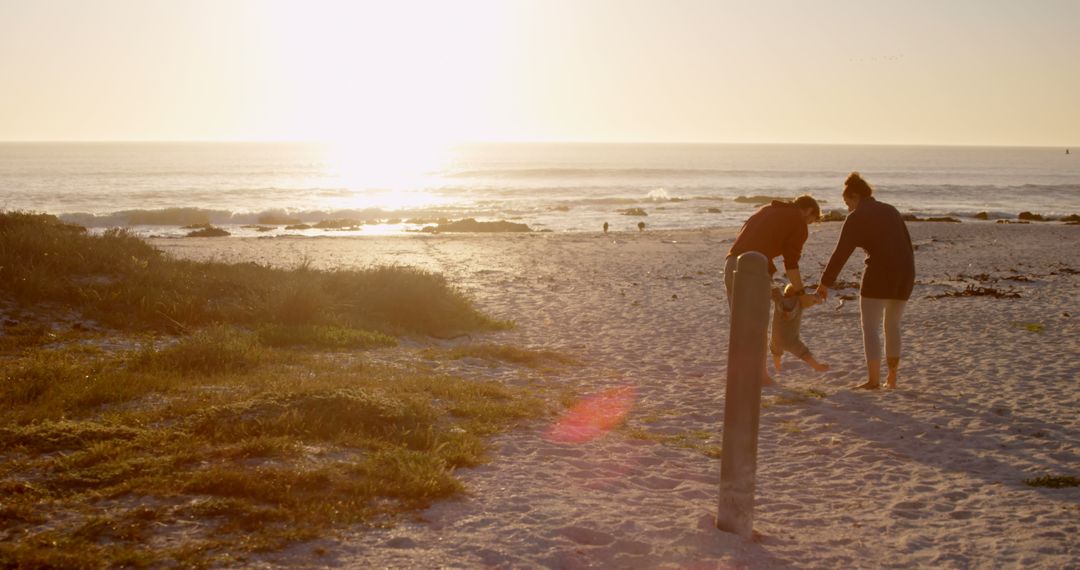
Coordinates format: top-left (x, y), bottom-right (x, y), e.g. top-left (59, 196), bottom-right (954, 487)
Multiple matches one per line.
top-left (622, 426), bottom-right (721, 458)
top-left (765, 387), bottom-right (828, 407)
top-left (423, 343), bottom-right (576, 369)
top-left (0, 321), bottom-right (61, 351)
top-left (131, 325), bottom-right (263, 375)
top-left (0, 211), bottom-right (505, 337)
top-left (0, 419), bottom-right (142, 454)
top-left (257, 324), bottom-right (396, 349)
top-left (1011, 321), bottom-right (1045, 333)
top-left (0, 346), bottom-right (555, 566)
top-left (188, 388), bottom-right (434, 445)
top-left (0, 211), bottom-right (562, 566)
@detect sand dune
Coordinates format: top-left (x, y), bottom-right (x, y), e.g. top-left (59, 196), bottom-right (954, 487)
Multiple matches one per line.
top-left (152, 223), bottom-right (1079, 568)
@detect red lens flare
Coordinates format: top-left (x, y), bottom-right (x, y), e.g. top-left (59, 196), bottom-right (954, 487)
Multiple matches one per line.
top-left (546, 386), bottom-right (637, 443)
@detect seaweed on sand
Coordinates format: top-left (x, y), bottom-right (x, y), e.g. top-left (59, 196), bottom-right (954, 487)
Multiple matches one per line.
top-left (932, 285), bottom-right (1021, 299)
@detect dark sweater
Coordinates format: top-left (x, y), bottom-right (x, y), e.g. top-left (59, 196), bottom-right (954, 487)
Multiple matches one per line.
top-left (821, 197), bottom-right (915, 300)
top-left (728, 201), bottom-right (808, 275)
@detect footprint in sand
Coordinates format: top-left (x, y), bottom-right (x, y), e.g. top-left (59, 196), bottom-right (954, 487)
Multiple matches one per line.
top-left (891, 500), bottom-right (927, 519)
top-left (633, 475), bottom-right (682, 490)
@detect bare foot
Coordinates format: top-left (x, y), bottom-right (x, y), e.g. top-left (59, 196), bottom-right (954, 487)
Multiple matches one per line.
top-left (886, 370), bottom-right (897, 389)
top-left (772, 354), bottom-right (783, 372)
top-left (811, 362), bottom-right (830, 372)
top-left (854, 380), bottom-right (880, 390)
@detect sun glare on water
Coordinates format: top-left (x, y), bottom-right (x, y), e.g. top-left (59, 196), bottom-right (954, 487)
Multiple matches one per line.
top-left (318, 139), bottom-right (453, 211)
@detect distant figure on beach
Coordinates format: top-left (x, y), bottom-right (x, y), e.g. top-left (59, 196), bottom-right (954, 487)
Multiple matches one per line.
top-left (637, 221), bottom-right (645, 232)
top-left (726, 195), bottom-right (822, 385)
top-left (771, 284), bottom-right (830, 373)
top-left (816, 172), bottom-right (915, 390)
top-left (603, 221), bottom-right (609, 234)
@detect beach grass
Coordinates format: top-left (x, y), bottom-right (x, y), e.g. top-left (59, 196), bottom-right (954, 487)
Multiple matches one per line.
top-left (0, 368), bottom-right (543, 566)
top-left (0, 211), bottom-right (504, 337)
top-left (764, 387), bottom-right (829, 408)
top-left (0, 337), bottom-right (555, 567)
top-left (421, 343), bottom-right (577, 369)
top-left (0, 211), bottom-right (561, 566)
top-left (1011, 321), bottom-right (1045, 333)
top-left (621, 426), bottom-right (722, 458)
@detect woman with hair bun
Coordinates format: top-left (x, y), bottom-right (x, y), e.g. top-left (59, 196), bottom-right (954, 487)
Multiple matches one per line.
top-left (816, 172), bottom-right (915, 390)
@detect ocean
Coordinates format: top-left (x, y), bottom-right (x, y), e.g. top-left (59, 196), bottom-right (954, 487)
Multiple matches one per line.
top-left (2, 142), bottom-right (1078, 237)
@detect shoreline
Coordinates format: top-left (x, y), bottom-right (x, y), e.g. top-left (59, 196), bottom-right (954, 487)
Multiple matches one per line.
top-left (147, 222), bottom-right (1080, 568)
top-left (130, 213), bottom-right (1080, 240)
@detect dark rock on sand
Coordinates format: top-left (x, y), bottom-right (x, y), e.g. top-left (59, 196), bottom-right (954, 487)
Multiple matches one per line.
top-left (186, 225), bottom-right (230, 237)
top-left (314, 219), bottom-right (363, 229)
top-left (431, 218), bottom-right (531, 233)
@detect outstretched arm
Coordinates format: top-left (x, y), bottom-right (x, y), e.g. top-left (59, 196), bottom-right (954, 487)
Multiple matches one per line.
top-left (818, 216), bottom-right (860, 300)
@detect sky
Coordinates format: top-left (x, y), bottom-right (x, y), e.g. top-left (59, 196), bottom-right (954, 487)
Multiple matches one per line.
top-left (1, 0), bottom-right (1077, 146)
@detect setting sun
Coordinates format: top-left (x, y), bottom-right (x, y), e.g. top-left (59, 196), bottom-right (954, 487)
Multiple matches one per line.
top-left (254, 1), bottom-right (519, 145)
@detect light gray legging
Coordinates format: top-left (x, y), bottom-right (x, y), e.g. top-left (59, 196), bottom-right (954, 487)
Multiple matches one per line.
top-left (859, 297), bottom-right (907, 363)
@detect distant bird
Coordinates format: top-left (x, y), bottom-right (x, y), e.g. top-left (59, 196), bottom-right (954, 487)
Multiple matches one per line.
top-left (603, 222), bottom-right (609, 234)
top-left (637, 221), bottom-right (645, 232)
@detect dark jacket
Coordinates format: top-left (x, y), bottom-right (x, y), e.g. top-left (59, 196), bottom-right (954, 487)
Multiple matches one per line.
top-left (821, 197), bottom-right (915, 300)
top-left (728, 201), bottom-right (808, 275)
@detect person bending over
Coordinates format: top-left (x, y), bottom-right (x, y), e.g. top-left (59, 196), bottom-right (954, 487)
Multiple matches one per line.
top-left (725, 195), bottom-right (822, 386)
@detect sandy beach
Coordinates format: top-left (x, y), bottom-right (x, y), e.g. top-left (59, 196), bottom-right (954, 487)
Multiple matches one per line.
top-left (151, 222), bottom-right (1080, 569)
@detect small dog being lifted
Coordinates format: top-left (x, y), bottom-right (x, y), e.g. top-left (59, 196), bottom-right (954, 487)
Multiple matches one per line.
top-left (770, 284), bottom-right (829, 373)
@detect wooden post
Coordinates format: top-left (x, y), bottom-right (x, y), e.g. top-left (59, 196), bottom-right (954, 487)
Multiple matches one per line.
top-left (716, 251), bottom-right (769, 538)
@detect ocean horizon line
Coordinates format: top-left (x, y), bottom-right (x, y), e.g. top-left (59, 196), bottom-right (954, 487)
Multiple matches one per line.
top-left (0, 139), bottom-right (1074, 149)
